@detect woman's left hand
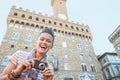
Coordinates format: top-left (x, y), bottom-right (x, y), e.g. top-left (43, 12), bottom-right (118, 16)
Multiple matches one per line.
top-left (40, 63), bottom-right (54, 80)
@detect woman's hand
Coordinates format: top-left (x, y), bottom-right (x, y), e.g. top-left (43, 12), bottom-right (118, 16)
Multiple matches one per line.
top-left (14, 59), bottom-right (34, 75)
top-left (40, 63), bottom-right (54, 80)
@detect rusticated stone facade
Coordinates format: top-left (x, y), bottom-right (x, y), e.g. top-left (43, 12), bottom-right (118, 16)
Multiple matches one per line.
top-left (0, 0), bottom-right (102, 80)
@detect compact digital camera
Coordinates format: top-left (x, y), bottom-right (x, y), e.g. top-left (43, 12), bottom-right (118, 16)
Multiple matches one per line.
top-left (34, 59), bottom-right (46, 70)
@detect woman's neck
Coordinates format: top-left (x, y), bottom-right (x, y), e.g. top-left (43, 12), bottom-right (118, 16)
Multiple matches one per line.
top-left (35, 52), bottom-right (45, 61)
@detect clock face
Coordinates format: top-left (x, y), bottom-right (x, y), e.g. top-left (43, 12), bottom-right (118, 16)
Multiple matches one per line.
top-left (58, 14), bottom-right (67, 20)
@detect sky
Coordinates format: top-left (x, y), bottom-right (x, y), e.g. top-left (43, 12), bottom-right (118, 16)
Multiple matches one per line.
top-left (0, 0), bottom-right (120, 55)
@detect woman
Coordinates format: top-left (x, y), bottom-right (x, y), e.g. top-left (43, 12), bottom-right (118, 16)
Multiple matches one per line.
top-left (0, 28), bottom-right (55, 80)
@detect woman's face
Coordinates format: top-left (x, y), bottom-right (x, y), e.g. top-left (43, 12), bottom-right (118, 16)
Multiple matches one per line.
top-left (37, 33), bottom-right (53, 55)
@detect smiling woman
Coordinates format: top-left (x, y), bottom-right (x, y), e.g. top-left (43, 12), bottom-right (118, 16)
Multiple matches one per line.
top-left (0, 28), bottom-right (55, 80)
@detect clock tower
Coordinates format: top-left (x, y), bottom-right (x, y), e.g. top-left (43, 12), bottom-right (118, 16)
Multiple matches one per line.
top-left (51, 0), bottom-right (68, 20)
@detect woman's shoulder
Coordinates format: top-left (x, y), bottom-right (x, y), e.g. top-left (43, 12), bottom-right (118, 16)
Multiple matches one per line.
top-left (14, 50), bottom-right (30, 55)
top-left (11, 50), bottom-right (30, 60)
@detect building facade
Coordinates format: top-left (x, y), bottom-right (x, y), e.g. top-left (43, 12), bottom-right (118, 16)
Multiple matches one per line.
top-left (108, 25), bottom-right (120, 57)
top-left (0, 0), bottom-right (102, 80)
top-left (98, 52), bottom-right (120, 80)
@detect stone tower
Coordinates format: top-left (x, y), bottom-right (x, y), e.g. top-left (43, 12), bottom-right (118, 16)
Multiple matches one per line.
top-left (0, 1), bottom-right (103, 80)
top-left (51, 0), bottom-right (68, 20)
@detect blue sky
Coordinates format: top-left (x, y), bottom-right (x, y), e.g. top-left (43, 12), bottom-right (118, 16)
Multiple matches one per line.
top-left (0, 0), bottom-right (120, 55)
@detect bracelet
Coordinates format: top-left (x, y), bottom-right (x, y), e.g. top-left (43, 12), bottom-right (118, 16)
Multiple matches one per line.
top-left (11, 70), bottom-right (21, 78)
top-left (8, 72), bottom-right (16, 80)
top-left (8, 70), bottom-right (21, 80)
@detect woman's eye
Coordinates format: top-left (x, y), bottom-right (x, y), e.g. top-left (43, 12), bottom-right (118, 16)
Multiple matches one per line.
top-left (40, 38), bottom-right (44, 41)
top-left (48, 40), bottom-right (51, 43)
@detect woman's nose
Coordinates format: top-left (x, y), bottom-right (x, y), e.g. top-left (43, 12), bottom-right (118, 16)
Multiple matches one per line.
top-left (42, 40), bottom-right (47, 44)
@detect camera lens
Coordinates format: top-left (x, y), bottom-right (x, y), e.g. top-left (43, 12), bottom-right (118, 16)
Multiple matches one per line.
top-left (38, 62), bottom-right (46, 70)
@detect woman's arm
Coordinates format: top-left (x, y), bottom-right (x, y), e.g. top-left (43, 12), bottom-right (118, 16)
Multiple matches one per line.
top-left (0, 61), bottom-right (17, 80)
top-left (0, 59), bottom-right (34, 80)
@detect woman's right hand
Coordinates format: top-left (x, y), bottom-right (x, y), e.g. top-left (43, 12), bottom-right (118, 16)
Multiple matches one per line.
top-left (14, 59), bottom-right (35, 75)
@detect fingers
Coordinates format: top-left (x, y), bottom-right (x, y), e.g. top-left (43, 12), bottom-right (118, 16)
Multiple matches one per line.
top-left (40, 66), bottom-right (54, 76)
top-left (18, 59), bottom-right (35, 73)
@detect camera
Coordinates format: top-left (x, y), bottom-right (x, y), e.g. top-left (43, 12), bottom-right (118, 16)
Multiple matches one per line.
top-left (34, 59), bottom-right (46, 70)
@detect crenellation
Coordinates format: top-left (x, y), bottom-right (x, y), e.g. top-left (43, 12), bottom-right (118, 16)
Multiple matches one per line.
top-left (12, 5), bottom-right (16, 9)
top-left (26, 9), bottom-right (30, 12)
top-left (11, 6), bottom-right (90, 30)
top-left (19, 7), bottom-right (23, 10)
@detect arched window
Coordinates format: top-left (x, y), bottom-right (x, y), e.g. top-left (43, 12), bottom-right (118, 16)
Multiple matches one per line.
top-left (8, 22), bottom-right (14, 27)
top-left (85, 45), bottom-right (90, 52)
top-left (88, 55), bottom-right (93, 61)
top-left (81, 63), bottom-right (87, 72)
top-left (80, 54), bottom-right (84, 60)
top-left (77, 44), bottom-right (82, 51)
top-left (91, 64), bottom-right (96, 72)
top-left (11, 32), bottom-right (19, 40)
top-left (24, 35), bottom-right (32, 42)
top-left (64, 63), bottom-right (70, 70)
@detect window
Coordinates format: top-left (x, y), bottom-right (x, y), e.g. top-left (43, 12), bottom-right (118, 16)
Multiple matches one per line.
top-left (77, 44), bottom-right (82, 51)
top-left (81, 28), bottom-right (84, 32)
top-left (85, 45), bottom-right (90, 52)
top-left (14, 23), bottom-right (19, 28)
top-left (29, 16), bottom-right (32, 19)
top-left (30, 26), bottom-right (35, 31)
top-left (54, 22), bottom-right (56, 25)
top-left (20, 24), bottom-right (24, 29)
top-left (64, 63), bottom-right (70, 70)
top-left (11, 33), bottom-right (19, 40)
top-left (91, 64), bottom-right (96, 72)
top-left (25, 25), bottom-right (30, 30)
top-left (24, 35), bottom-right (32, 42)
top-left (42, 19), bottom-right (45, 22)
top-left (103, 59), bottom-right (106, 63)
top-left (88, 55), bottom-right (93, 61)
top-left (115, 65), bottom-right (120, 75)
top-left (11, 45), bottom-right (14, 48)
top-left (71, 26), bottom-right (73, 29)
top-left (48, 20), bottom-right (51, 24)
top-left (106, 68), bottom-right (111, 78)
top-left (117, 46), bottom-right (120, 50)
top-left (67, 34), bottom-right (71, 39)
top-left (64, 55), bottom-right (68, 59)
top-left (86, 29), bottom-right (89, 32)
top-left (62, 42), bottom-right (67, 48)
top-left (64, 77), bottom-right (73, 80)
top-left (81, 64), bottom-right (87, 72)
top-left (60, 32), bottom-right (63, 37)
top-left (59, 23), bottom-right (62, 26)
top-left (71, 35), bottom-right (74, 39)
top-left (25, 46), bottom-right (28, 50)
top-left (80, 54), bottom-right (84, 60)
top-left (14, 12), bottom-right (18, 16)
top-left (21, 14), bottom-right (25, 18)
top-left (65, 24), bottom-right (68, 27)
top-left (8, 22), bottom-right (14, 27)
top-left (76, 27), bottom-right (79, 30)
top-left (36, 17), bottom-right (39, 21)
top-left (79, 36), bottom-right (82, 41)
